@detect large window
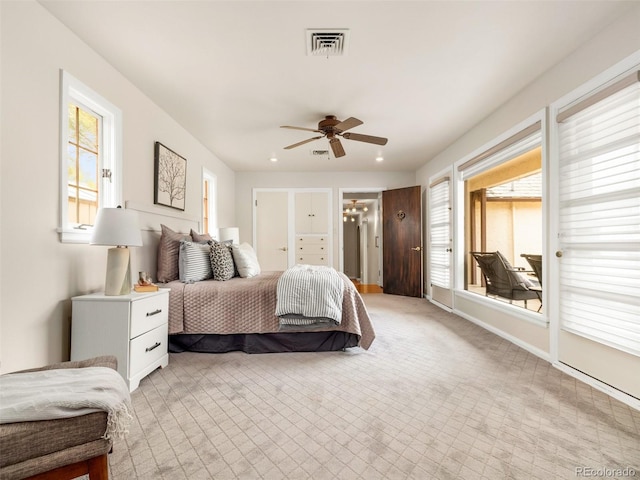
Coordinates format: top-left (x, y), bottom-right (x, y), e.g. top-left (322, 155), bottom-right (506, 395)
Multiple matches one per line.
top-left (459, 121), bottom-right (543, 313)
top-left (59, 71), bottom-right (122, 243)
top-left (555, 69), bottom-right (640, 355)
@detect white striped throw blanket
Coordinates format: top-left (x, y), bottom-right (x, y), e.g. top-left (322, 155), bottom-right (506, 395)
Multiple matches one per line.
top-left (276, 264), bottom-right (344, 327)
top-left (0, 367), bottom-right (132, 440)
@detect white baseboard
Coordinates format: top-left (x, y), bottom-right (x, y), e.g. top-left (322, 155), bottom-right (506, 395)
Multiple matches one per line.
top-left (453, 308), bottom-right (551, 362)
top-left (553, 362), bottom-right (640, 411)
top-left (453, 308), bottom-right (639, 411)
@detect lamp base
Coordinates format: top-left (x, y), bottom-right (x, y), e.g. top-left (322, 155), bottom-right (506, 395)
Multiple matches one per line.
top-left (104, 247), bottom-right (132, 296)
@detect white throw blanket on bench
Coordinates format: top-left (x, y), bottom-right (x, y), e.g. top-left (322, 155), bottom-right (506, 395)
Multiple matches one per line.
top-left (276, 264), bottom-right (344, 327)
top-left (0, 367), bottom-right (132, 440)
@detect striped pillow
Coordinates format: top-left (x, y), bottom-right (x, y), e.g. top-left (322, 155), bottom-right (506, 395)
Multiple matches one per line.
top-left (178, 240), bottom-right (213, 283)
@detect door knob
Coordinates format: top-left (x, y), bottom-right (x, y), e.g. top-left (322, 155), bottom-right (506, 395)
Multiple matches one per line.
top-left (411, 246), bottom-right (422, 252)
top-left (279, 247), bottom-right (288, 252)
top-left (555, 250), bottom-right (563, 258)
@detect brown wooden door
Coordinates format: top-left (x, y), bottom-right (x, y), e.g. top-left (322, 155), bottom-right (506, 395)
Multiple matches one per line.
top-left (382, 186), bottom-right (422, 297)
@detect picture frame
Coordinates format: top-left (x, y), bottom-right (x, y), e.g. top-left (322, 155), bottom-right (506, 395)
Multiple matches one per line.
top-left (154, 142), bottom-right (186, 211)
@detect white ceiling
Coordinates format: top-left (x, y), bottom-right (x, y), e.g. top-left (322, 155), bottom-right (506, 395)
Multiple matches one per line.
top-left (40, 1), bottom-right (632, 173)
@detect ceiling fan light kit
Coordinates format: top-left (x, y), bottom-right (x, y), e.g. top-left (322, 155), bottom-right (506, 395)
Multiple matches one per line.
top-left (280, 115), bottom-right (388, 158)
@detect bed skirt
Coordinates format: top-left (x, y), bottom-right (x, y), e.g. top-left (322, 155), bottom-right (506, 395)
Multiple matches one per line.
top-left (169, 332), bottom-right (360, 354)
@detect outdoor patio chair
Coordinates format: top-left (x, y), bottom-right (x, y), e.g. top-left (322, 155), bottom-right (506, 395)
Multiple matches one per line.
top-left (470, 251), bottom-right (541, 309)
top-left (521, 253), bottom-right (542, 286)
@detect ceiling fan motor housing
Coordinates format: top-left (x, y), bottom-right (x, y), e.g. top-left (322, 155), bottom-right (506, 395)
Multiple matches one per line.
top-left (318, 115), bottom-right (340, 135)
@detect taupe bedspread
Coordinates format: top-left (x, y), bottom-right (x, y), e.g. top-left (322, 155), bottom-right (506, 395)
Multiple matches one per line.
top-left (164, 271), bottom-right (375, 349)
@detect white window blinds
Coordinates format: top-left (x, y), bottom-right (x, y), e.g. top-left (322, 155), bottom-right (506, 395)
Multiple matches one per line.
top-left (556, 71), bottom-right (640, 357)
top-left (429, 177), bottom-right (451, 288)
top-left (458, 122), bottom-right (542, 180)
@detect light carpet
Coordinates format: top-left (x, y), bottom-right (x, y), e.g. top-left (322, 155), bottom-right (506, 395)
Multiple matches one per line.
top-left (108, 294), bottom-right (640, 479)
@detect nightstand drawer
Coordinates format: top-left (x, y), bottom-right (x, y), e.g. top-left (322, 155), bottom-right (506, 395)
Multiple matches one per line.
top-left (129, 323), bottom-right (168, 376)
top-left (130, 294), bottom-right (168, 339)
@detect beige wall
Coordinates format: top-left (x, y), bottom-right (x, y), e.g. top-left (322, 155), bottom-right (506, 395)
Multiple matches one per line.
top-left (485, 201), bottom-right (542, 270)
top-left (417, 4), bottom-right (640, 356)
top-left (0, 1), bottom-right (235, 373)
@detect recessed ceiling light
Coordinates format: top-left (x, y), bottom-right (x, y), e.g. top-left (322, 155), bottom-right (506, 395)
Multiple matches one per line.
top-left (269, 156), bottom-right (278, 162)
top-left (375, 156), bottom-right (384, 162)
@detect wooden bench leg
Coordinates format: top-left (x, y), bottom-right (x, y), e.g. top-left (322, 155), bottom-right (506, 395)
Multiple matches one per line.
top-left (87, 453), bottom-right (109, 480)
top-left (24, 453), bottom-right (109, 480)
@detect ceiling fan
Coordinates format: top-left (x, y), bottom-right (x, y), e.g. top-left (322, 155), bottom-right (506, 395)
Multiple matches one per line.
top-left (280, 115), bottom-right (388, 158)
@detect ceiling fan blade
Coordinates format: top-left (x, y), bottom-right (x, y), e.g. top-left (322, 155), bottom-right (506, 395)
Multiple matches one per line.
top-left (334, 117), bottom-right (363, 133)
top-left (280, 125), bottom-right (322, 133)
top-left (330, 138), bottom-right (346, 157)
top-left (342, 132), bottom-right (388, 145)
top-left (284, 136), bottom-right (324, 149)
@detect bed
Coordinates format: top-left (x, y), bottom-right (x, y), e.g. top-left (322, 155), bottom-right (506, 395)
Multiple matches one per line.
top-left (163, 269), bottom-right (375, 354)
top-left (136, 218), bottom-right (375, 354)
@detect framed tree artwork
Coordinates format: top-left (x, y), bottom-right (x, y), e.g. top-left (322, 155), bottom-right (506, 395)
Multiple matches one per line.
top-left (154, 142), bottom-right (186, 211)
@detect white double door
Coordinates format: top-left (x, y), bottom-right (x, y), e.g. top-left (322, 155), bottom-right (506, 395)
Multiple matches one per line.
top-left (253, 189), bottom-right (331, 271)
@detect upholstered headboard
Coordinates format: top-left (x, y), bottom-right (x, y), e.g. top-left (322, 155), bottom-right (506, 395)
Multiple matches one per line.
top-left (126, 201), bottom-right (200, 283)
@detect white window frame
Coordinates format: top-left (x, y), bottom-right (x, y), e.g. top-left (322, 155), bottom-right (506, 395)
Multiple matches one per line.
top-left (428, 173), bottom-right (452, 291)
top-left (58, 70), bottom-right (122, 243)
top-left (549, 54), bottom-right (640, 359)
top-left (454, 109), bottom-right (547, 326)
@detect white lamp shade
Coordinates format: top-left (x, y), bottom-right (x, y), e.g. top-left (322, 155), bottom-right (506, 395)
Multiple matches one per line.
top-left (90, 207), bottom-right (143, 247)
top-left (218, 227), bottom-right (240, 245)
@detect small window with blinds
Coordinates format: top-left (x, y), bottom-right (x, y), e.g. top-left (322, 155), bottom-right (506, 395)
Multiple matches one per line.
top-left (459, 121), bottom-right (543, 313)
top-left (556, 70), bottom-right (640, 356)
top-left (429, 177), bottom-right (451, 289)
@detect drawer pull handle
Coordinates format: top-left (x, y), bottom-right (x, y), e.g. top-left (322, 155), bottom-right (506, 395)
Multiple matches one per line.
top-left (146, 309), bottom-right (162, 317)
top-left (146, 342), bottom-right (161, 352)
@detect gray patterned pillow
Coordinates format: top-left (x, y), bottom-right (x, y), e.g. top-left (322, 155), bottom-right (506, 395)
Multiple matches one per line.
top-left (157, 224), bottom-right (191, 282)
top-left (179, 240), bottom-right (213, 283)
top-left (210, 240), bottom-right (235, 281)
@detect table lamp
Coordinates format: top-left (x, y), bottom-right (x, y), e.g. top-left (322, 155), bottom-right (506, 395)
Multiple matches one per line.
top-left (90, 206), bottom-right (143, 295)
top-left (218, 227), bottom-right (240, 245)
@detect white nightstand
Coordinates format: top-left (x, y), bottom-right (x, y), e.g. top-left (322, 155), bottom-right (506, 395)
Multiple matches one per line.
top-left (71, 289), bottom-right (169, 392)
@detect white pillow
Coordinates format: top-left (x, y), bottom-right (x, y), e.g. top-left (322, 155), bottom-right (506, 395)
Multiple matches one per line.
top-left (230, 243), bottom-right (261, 278)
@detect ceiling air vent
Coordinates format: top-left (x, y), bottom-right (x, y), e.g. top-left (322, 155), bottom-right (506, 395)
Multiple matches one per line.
top-left (306, 29), bottom-right (350, 57)
top-left (311, 149), bottom-right (330, 156)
